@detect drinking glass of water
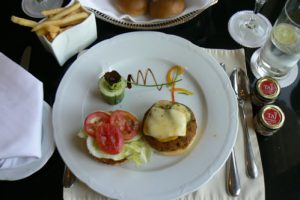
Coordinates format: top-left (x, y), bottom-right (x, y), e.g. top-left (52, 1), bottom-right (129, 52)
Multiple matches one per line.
top-left (251, 0), bottom-right (300, 81)
top-left (22, 0), bottom-right (63, 18)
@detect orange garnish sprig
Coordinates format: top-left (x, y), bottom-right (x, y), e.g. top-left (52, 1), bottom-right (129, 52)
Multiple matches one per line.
top-left (166, 65), bottom-right (193, 102)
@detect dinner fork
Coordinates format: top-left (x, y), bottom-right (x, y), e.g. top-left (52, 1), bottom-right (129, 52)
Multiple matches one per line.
top-left (220, 63), bottom-right (241, 196)
top-left (63, 165), bottom-right (76, 188)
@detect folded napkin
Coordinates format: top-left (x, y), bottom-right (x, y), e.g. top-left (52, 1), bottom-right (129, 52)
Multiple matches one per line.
top-left (0, 52), bottom-right (43, 169)
top-left (64, 49), bottom-right (265, 200)
top-left (76, 0), bottom-right (216, 23)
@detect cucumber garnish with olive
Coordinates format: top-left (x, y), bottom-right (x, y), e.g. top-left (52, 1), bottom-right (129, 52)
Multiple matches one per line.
top-left (99, 70), bottom-right (126, 105)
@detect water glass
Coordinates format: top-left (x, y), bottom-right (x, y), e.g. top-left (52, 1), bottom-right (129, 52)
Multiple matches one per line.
top-left (252, 0), bottom-right (300, 79)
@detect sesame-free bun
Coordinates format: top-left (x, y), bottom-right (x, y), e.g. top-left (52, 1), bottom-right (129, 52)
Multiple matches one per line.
top-left (142, 100), bottom-right (197, 156)
top-left (115, 0), bottom-right (148, 16)
top-left (95, 157), bottom-right (128, 165)
top-left (149, 0), bottom-right (186, 19)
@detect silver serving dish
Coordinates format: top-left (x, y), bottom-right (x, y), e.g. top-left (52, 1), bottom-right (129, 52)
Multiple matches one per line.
top-left (87, 0), bottom-right (217, 30)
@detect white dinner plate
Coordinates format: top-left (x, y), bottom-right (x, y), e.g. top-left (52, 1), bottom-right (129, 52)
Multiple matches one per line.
top-left (53, 32), bottom-right (238, 200)
top-left (0, 101), bottom-right (55, 181)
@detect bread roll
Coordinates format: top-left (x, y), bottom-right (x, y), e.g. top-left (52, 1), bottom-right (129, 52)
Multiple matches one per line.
top-left (149, 0), bottom-right (185, 19)
top-left (115, 0), bottom-right (148, 16)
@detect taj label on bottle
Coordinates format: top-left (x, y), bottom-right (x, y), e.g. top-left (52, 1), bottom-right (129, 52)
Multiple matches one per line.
top-left (263, 107), bottom-right (282, 125)
top-left (259, 79), bottom-right (279, 96)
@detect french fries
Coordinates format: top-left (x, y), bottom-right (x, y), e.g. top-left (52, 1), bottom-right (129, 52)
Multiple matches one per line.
top-left (11, 16), bottom-right (38, 27)
top-left (32, 12), bottom-right (89, 32)
top-left (41, 7), bottom-right (64, 17)
top-left (10, 2), bottom-right (89, 42)
top-left (48, 2), bottom-right (81, 20)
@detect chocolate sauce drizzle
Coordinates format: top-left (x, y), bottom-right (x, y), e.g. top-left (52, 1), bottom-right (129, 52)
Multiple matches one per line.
top-left (127, 68), bottom-right (181, 90)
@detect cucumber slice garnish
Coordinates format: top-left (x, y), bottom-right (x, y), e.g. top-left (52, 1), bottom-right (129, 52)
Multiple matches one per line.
top-left (99, 76), bottom-right (126, 105)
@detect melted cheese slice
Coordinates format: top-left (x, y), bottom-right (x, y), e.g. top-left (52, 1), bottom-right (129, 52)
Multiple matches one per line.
top-left (144, 105), bottom-right (189, 139)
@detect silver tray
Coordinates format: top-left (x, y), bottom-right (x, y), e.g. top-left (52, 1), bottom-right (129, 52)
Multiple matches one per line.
top-left (87, 0), bottom-right (217, 30)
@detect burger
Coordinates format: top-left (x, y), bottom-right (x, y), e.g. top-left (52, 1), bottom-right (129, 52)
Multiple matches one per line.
top-left (78, 110), bottom-right (152, 166)
top-left (142, 100), bottom-right (197, 155)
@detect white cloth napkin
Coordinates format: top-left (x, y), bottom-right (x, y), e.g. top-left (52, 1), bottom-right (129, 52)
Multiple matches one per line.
top-left (63, 48), bottom-right (265, 200)
top-left (0, 52), bottom-right (43, 169)
top-left (76, 0), bottom-right (217, 23)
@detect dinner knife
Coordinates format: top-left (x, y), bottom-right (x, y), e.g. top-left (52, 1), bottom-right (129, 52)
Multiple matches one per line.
top-left (226, 150), bottom-right (241, 196)
top-left (233, 68), bottom-right (258, 179)
top-left (20, 46), bottom-right (32, 71)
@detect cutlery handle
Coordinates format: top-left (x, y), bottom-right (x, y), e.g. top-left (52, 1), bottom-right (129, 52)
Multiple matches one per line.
top-left (239, 102), bottom-right (258, 179)
top-left (63, 166), bottom-right (76, 188)
top-left (226, 150), bottom-right (241, 196)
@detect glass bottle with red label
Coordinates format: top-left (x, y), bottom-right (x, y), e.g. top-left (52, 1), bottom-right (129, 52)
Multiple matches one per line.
top-left (254, 105), bottom-right (285, 136)
top-left (251, 76), bottom-right (280, 106)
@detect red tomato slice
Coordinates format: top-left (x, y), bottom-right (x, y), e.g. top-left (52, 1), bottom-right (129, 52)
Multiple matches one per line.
top-left (83, 111), bottom-right (110, 137)
top-left (110, 110), bottom-right (140, 140)
top-left (95, 123), bottom-right (124, 155)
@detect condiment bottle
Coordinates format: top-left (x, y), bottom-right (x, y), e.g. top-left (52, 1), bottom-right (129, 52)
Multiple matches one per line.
top-left (251, 77), bottom-right (280, 106)
top-left (254, 105), bottom-right (285, 136)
